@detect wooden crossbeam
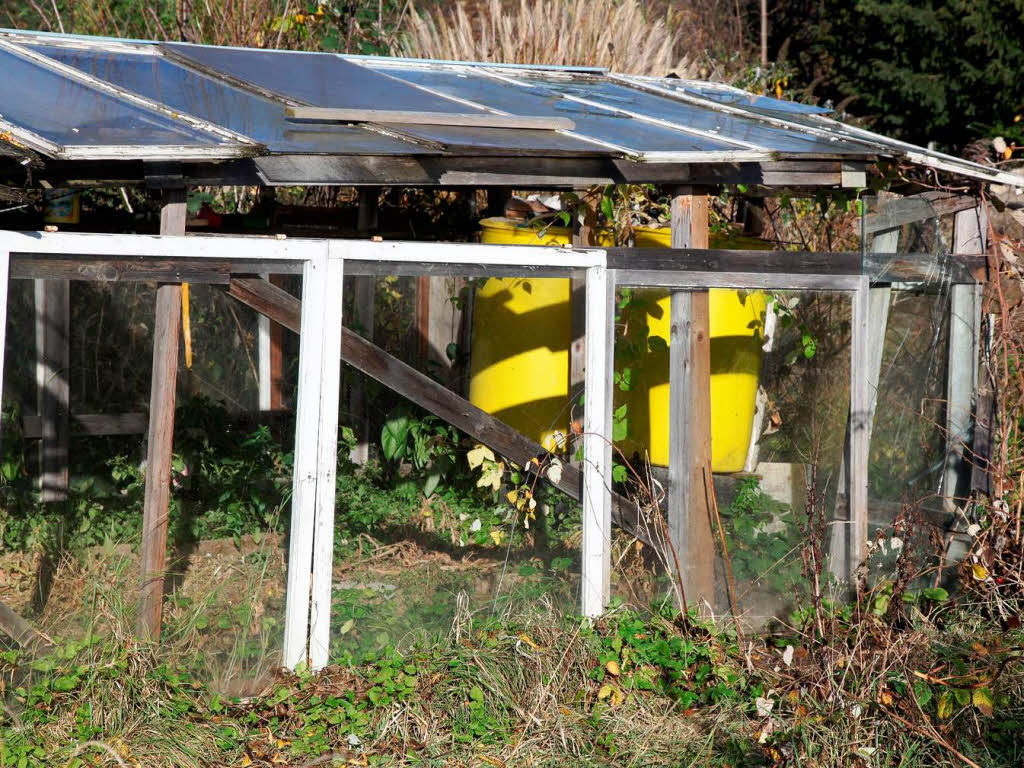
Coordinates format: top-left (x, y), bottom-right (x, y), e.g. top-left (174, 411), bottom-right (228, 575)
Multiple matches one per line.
top-left (11, 258), bottom-right (231, 284)
top-left (22, 411), bottom-right (147, 438)
top-left (225, 277), bottom-right (653, 549)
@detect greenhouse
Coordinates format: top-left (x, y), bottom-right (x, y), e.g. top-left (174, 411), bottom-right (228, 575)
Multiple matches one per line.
top-left (0, 29), bottom-right (1010, 673)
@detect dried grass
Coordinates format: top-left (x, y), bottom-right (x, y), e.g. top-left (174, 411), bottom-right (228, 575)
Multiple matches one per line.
top-left (396, 0), bottom-right (697, 77)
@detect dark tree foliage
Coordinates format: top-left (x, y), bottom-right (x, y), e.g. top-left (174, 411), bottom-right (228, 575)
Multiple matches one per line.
top-left (774, 0), bottom-right (1024, 151)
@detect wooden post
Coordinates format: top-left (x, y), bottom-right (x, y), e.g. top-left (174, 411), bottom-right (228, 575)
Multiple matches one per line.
top-left (34, 278), bottom-right (70, 502)
top-left (283, 248), bottom-right (342, 671)
top-left (138, 188), bottom-right (186, 641)
top-left (349, 188), bottom-right (378, 464)
top-left (581, 262), bottom-right (613, 617)
top-left (829, 226), bottom-right (896, 581)
top-left (943, 205), bottom-right (987, 514)
top-left (668, 188), bottom-right (714, 611)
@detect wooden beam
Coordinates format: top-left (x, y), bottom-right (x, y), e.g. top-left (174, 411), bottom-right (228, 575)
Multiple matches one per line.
top-left (862, 192), bottom-right (979, 235)
top-left (570, 193), bottom-right (598, 440)
top-left (285, 106), bottom-right (575, 132)
top-left (12, 258), bottom-right (231, 283)
top-left (137, 188), bottom-right (186, 642)
top-left (0, 599), bottom-right (53, 654)
top-left (22, 411), bottom-right (147, 438)
top-left (34, 278), bottom-right (70, 502)
top-left (668, 187), bottom-right (715, 611)
top-left (349, 188), bottom-right (379, 465)
top-left (225, 277), bottom-right (652, 548)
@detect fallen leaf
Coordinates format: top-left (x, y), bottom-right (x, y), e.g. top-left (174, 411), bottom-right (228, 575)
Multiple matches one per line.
top-left (972, 563), bottom-right (989, 581)
top-left (605, 660), bottom-right (620, 676)
top-left (973, 687), bottom-right (994, 717)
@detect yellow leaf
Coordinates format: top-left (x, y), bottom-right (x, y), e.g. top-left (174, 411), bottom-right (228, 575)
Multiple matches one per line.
top-left (972, 563), bottom-right (989, 581)
top-left (1015, 114), bottom-right (1022, 123)
top-left (879, 689), bottom-right (893, 706)
top-left (241, 757), bottom-right (253, 767)
top-left (597, 684), bottom-right (613, 700)
top-left (506, 489), bottom-right (519, 505)
top-left (605, 660), bottom-right (621, 677)
top-left (610, 686), bottom-right (624, 707)
top-left (973, 687), bottom-right (994, 717)
top-left (937, 691), bottom-right (953, 720)
top-left (519, 633), bottom-right (538, 649)
top-left (467, 444), bottom-right (495, 470)
top-left (490, 529), bottom-right (504, 546)
top-left (1004, 147), bottom-right (1014, 160)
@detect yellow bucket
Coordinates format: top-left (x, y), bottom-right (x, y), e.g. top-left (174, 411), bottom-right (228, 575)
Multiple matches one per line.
top-left (469, 217), bottom-right (767, 471)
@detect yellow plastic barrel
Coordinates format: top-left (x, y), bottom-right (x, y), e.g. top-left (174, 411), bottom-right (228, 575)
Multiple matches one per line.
top-left (469, 217), bottom-right (767, 471)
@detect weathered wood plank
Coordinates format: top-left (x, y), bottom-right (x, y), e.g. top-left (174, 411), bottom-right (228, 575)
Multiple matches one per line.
top-left (349, 187), bottom-right (379, 464)
top-left (863, 192), bottom-right (979, 234)
top-left (12, 258), bottom-right (231, 283)
top-left (22, 411), bottom-right (147, 438)
top-left (668, 188), bottom-right (715, 611)
top-left (35, 278), bottom-right (70, 502)
top-left (138, 188), bottom-right (186, 642)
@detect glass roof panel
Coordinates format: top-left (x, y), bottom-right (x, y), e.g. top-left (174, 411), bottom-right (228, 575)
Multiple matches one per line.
top-left (28, 44), bottom-right (432, 155)
top-left (363, 64), bottom-right (739, 153)
top-left (385, 124), bottom-right (608, 154)
top-left (648, 79), bottom-right (832, 115)
top-left (163, 42), bottom-right (483, 113)
top-left (0, 45), bottom-right (233, 148)
top-left (514, 75), bottom-right (868, 154)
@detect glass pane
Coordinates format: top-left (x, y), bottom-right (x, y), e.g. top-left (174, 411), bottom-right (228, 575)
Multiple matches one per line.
top-left (516, 75), bottom-right (869, 155)
top-left (366, 64), bottom-right (738, 153)
top-left (30, 44), bottom-right (428, 156)
top-left (646, 78), bottom-right (832, 115)
top-left (387, 123), bottom-right (607, 154)
top-left (0, 46), bottom-right (234, 148)
top-left (164, 42), bottom-right (481, 114)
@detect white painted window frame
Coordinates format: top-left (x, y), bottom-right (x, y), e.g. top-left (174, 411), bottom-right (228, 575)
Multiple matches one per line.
top-left (0, 231), bottom-right (613, 672)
